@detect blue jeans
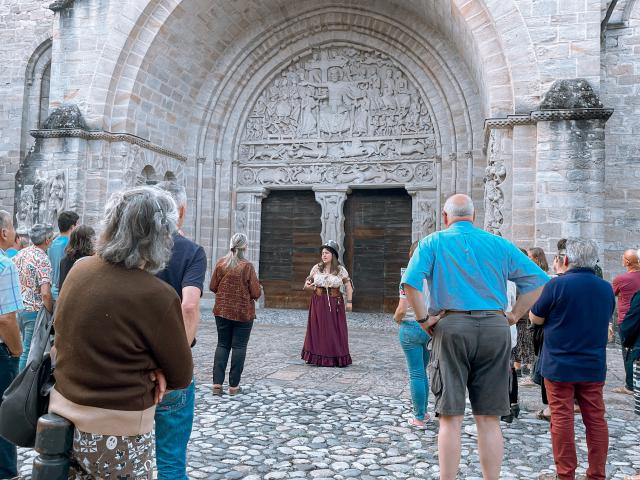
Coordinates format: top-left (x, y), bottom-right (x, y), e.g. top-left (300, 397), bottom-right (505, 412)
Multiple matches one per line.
top-left (0, 344), bottom-right (19, 479)
top-left (18, 310), bottom-right (38, 371)
top-left (399, 320), bottom-right (430, 421)
top-left (154, 379), bottom-right (195, 480)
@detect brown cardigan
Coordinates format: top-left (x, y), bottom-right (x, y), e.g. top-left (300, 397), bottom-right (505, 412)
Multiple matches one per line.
top-left (210, 259), bottom-right (261, 321)
top-left (50, 256), bottom-right (193, 435)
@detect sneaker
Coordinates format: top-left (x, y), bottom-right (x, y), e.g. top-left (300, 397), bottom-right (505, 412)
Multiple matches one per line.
top-left (500, 413), bottom-right (514, 424)
top-left (464, 423), bottom-right (477, 436)
top-left (612, 386), bottom-right (634, 395)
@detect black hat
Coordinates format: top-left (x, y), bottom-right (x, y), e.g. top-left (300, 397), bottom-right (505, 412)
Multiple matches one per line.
top-left (320, 240), bottom-right (340, 259)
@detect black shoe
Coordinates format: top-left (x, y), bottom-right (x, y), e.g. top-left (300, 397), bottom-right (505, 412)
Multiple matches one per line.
top-left (515, 368), bottom-right (523, 378)
top-left (501, 414), bottom-right (514, 424)
top-left (511, 403), bottom-right (520, 419)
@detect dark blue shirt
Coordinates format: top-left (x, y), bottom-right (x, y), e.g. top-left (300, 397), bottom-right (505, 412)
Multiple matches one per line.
top-left (531, 268), bottom-right (615, 383)
top-left (156, 233), bottom-right (207, 299)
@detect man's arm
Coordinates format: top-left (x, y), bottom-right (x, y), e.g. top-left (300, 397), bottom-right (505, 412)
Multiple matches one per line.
top-left (181, 286), bottom-right (201, 346)
top-left (507, 285), bottom-right (544, 325)
top-left (529, 310), bottom-right (545, 325)
top-left (0, 312), bottom-right (22, 356)
top-left (40, 282), bottom-right (53, 313)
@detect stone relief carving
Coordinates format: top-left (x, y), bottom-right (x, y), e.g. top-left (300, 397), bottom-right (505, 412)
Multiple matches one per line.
top-left (237, 160), bottom-right (434, 187)
top-left (239, 45), bottom-right (436, 163)
top-left (419, 201), bottom-right (436, 235)
top-left (314, 191), bottom-right (348, 255)
top-left (483, 130), bottom-right (506, 236)
top-left (235, 203), bottom-right (247, 233)
top-left (16, 169), bottom-right (67, 232)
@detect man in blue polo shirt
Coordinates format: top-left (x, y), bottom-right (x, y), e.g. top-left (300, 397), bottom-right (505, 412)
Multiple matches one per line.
top-left (402, 194), bottom-right (548, 480)
top-left (531, 238), bottom-right (614, 480)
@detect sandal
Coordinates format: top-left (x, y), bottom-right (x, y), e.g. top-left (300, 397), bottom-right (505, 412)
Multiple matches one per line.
top-left (408, 415), bottom-right (430, 430)
top-left (536, 409), bottom-right (551, 422)
top-left (212, 385), bottom-right (223, 396)
top-left (229, 386), bottom-right (242, 396)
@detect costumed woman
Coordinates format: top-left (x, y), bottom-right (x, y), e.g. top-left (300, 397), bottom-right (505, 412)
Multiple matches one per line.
top-left (301, 240), bottom-right (353, 367)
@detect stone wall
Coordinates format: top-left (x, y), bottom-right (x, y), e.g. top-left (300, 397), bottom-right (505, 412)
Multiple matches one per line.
top-left (0, 0), bottom-right (53, 214)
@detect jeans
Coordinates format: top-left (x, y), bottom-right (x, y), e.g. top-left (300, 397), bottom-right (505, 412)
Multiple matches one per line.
top-left (155, 379), bottom-right (195, 480)
top-left (0, 344), bottom-right (19, 479)
top-left (545, 379), bottom-right (608, 480)
top-left (213, 317), bottom-right (253, 387)
top-left (18, 310), bottom-right (38, 371)
top-left (622, 343), bottom-right (635, 390)
top-left (398, 321), bottom-right (430, 421)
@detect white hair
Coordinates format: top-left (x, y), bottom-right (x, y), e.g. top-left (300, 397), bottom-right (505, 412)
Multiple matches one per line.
top-left (97, 186), bottom-right (178, 274)
top-left (222, 233), bottom-right (248, 269)
top-left (443, 195), bottom-right (474, 218)
top-left (565, 238), bottom-right (599, 269)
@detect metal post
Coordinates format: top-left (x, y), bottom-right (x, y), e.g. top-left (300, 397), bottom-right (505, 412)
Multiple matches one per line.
top-left (32, 413), bottom-right (74, 480)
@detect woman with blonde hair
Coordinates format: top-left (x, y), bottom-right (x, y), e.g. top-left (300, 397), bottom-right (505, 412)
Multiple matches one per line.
top-left (210, 233), bottom-right (261, 395)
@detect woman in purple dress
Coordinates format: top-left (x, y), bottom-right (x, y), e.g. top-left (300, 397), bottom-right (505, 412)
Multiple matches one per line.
top-left (301, 240), bottom-right (353, 367)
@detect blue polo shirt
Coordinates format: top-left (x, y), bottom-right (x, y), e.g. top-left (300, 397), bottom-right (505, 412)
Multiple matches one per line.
top-left (401, 221), bottom-right (549, 314)
top-left (531, 268), bottom-right (615, 383)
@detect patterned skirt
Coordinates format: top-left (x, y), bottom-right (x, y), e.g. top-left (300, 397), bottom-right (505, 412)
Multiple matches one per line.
top-left (68, 429), bottom-right (153, 479)
top-left (514, 317), bottom-right (535, 365)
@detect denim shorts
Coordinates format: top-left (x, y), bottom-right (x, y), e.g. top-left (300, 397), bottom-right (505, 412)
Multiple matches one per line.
top-left (428, 312), bottom-right (511, 416)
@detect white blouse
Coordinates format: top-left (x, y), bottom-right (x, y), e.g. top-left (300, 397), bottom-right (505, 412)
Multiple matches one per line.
top-left (309, 264), bottom-right (350, 288)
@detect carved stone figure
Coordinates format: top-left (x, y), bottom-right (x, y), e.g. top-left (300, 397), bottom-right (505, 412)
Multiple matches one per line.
top-left (420, 201), bottom-right (436, 234)
top-left (16, 185), bottom-right (34, 232)
top-left (235, 203), bottom-right (247, 233)
top-left (32, 169), bottom-right (49, 225)
top-left (483, 130), bottom-right (507, 236)
top-left (47, 172), bottom-right (66, 225)
top-left (239, 44), bottom-right (436, 163)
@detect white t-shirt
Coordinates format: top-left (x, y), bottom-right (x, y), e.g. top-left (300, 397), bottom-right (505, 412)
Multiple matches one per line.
top-left (399, 268), bottom-right (430, 321)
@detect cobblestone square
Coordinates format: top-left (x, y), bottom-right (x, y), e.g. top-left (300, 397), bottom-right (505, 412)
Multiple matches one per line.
top-left (17, 309), bottom-right (640, 479)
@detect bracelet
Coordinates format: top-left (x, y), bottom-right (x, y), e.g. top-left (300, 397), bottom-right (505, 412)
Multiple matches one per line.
top-left (417, 317), bottom-right (429, 324)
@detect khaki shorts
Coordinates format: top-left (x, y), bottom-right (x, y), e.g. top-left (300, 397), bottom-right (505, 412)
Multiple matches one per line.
top-left (428, 312), bottom-right (511, 416)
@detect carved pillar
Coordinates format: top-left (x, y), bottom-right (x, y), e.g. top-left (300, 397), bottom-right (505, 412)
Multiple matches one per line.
top-left (532, 79), bottom-right (613, 255)
top-left (313, 187), bottom-right (349, 257)
top-left (435, 155), bottom-right (442, 231)
top-left (407, 187), bottom-right (438, 241)
top-left (211, 158), bottom-right (223, 261)
top-left (464, 151), bottom-right (473, 196)
top-left (195, 156), bottom-right (205, 244)
top-left (482, 128), bottom-right (512, 237)
top-left (449, 152), bottom-right (457, 194)
top-left (235, 187), bottom-right (269, 269)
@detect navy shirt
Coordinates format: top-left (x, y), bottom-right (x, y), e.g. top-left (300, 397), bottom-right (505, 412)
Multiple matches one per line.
top-left (156, 233), bottom-right (207, 299)
top-left (531, 268), bottom-right (615, 383)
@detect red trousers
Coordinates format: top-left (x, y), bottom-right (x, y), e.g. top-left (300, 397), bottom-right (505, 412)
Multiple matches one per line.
top-left (544, 379), bottom-right (608, 480)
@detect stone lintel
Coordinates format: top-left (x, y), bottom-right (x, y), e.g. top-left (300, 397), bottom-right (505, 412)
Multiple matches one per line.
top-left (531, 108), bottom-right (614, 122)
top-left (312, 185), bottom-right (351, 193)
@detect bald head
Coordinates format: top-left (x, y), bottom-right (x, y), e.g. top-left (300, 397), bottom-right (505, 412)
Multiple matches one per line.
top-left (623, 249), bottom-right (640, 271)
top-left (443, 194), bottom-right (475, 227)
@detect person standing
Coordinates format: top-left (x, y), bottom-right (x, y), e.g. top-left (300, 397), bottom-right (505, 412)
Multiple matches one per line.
top-left (48, 211), bottom-right (79, 300)
top-left (210, 233), bottom-right (261, 394)
top-left (302, 240), bottom-right (353, 367)
top-left (154, 181), bottom-right (207, 480)
top-left (4, 231), bottom-right (28, 258)
top-left (402, 194), bottom-right (548, 480)
top-left (57, 225), bottom-right (95, 290)
top-left (0, 210), bottom-right (24, 480)
top-left (612, 249), bottom-right (640, 395)
top-left (530, 238), bottom-right (614, 480)
top-left (621, 289), bottom-right (640, 418)
top-left (394, 241), bottom-right (431, 429)
top-left (13, 223), bottom-right (54, 370)
top-left (49, 186), bottom-right (193, 479)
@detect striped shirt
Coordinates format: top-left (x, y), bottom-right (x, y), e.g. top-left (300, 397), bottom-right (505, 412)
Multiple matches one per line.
top-left (0, 249), bottom-right (24, 316)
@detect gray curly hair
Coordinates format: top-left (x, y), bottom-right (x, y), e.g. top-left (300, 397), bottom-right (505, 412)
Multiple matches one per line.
top-left (97, 186), bottom-right (178, 274)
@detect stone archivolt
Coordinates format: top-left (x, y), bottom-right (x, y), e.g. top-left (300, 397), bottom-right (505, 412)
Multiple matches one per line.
top-left (239, 45), bottom-right (436, 164)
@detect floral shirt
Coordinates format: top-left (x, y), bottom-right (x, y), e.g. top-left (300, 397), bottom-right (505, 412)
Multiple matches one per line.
top-left (13, 245), bottom-right (52, 312)
top-left (309, 264), bottom-right (350, 289)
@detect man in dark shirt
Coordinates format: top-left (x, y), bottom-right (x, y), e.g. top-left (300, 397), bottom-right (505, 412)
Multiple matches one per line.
top-left (531, 238), bottom-right (615, 480)
top-left (154, 181), bottom-right (207, 480)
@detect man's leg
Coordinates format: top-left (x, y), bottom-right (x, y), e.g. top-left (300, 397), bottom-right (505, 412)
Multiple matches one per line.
top-left (623, 346), bottom-right (635, 391)
top-left (155, 380), bottom-right (196, 480)
top-left (438, 415), bottom-right (464, 480)
top-left (574, 382), bottom-right (608, 480)
top-left (545, 379), bottom-right (578, 480)
top-left (0, 346), bottom-right (19, 479)
top-left (475, 415), bottom-right (503, 479)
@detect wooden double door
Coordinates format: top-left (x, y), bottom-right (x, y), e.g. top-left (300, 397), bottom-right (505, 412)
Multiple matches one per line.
top-left (343, 189), bottom-right (412, 313)
top-left (259, 189), bottom-right (412, 312)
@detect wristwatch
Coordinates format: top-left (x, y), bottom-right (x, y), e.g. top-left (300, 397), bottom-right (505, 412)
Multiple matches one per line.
top-left (417, 317), bottom-right (429, 324)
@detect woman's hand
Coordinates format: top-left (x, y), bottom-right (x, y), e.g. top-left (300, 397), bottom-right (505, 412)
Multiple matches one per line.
top-left (150, 369), bottom-right (167, 404)
top-left (345, 302), bottom-right (353, 312)
top-left (304, 278), bottom-right (315, 290)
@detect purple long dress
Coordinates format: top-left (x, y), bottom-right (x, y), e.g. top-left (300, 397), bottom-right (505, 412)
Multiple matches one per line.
top-left (301, 265), bottom-right (352, 367)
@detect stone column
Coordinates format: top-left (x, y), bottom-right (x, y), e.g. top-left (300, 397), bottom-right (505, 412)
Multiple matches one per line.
top-left (195, 156), bottom-right (205, 244)
top-left (313, 187), bottom-right (349, 256)
top-left (406, 187), bottom-right (438, 241)
top-left (532, 79), bottom-right (613, 254)
top-left (235, 187), bottom-right (268, 268)
top-left (482, 128), bottom-right (512, 237)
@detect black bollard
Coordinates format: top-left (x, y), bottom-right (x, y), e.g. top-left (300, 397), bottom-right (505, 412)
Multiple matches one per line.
top-left (31, 413), bottom-right (74, 480)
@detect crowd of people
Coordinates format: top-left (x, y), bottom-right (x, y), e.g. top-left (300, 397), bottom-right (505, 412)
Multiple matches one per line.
top-left (0, 187), bottom-right (638, 480)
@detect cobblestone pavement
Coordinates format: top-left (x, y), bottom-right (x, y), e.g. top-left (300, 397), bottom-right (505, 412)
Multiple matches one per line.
top-left (18, 309), bottom-right (640, 479)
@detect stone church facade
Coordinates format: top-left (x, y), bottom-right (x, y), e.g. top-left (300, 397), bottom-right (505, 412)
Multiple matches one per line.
top-left (1, 0), bottom-right (639, 309)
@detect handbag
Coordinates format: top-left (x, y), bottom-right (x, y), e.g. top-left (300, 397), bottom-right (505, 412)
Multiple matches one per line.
top-left (0, 308), bottom-right (55, 447)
